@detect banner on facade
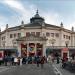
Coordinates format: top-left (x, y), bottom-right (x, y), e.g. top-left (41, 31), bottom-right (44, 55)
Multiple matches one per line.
top-left (0, 51), bottom-right (4, 60)
top-left (62, 48), bottom-right (69, 53)
top-left (21, 43), bottom-right (27, 57)
top-left (29, 43), bottom-right (35, 53)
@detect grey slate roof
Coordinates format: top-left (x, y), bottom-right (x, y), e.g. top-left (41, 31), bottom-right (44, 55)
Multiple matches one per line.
top-left (1, 22), bottom-right (74, 34)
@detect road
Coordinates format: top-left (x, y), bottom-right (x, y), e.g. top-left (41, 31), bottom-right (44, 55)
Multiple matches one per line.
top-left (0, 63), bottom-right (56, 75)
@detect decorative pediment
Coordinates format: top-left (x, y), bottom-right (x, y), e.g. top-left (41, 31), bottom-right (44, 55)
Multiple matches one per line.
top-left (16, 35), bottom-right (47, 41)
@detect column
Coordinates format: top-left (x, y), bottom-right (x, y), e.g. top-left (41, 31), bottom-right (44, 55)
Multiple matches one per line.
top-left (43, 43), bottom-right (46, 56)
top-left (35, 43), bottom-right (37, 56)
top-left (17, 43), bottom-right (21, 57)
top-left (59, 29), bottom-right (63, 46)
top-left (68, 51), bottom-right (69, 59)
top-left (27, 43), bottom-right (29, 57)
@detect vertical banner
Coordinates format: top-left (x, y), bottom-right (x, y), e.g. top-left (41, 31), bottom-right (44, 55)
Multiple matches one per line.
top-left (21, 43), bottom-right (27, 57)
top-left (0, 51), bottom-right (4, 60)
top-left (29, 43), bottom-right (35, 56)
top-left (36, 43), bottom-right (43, 56)
top-left (61, 48), bottom-right (69, 59)
top-left (29, 43), bottom-right (35, 53)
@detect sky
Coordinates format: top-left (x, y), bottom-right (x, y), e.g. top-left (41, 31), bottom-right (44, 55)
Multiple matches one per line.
top-left (0, 0), bottom-right (75, 31)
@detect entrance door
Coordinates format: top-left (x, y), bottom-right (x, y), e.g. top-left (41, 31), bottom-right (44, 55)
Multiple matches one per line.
top-left (63, 53), bottom-right (67, 58)
top-left (37, 50), bottom-right (42, 56)
top-left (36, 43), bottom-right (43, 56)
top-left (29, 52), bottom-right (35, 57)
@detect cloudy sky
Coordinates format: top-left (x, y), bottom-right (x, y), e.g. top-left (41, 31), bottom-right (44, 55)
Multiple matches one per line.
top-left (0, 0), bottom-right (75, 31)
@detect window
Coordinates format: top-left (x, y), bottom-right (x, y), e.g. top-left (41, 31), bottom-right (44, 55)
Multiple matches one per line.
top-left (31, 32), bottom-right (35, 36)
top-left (63, 35), bottom-right (65, 38)
top-left (69, 36), bottom-right (70, 40)
top-left (36, 32), bottom-right (40, 37)
top-left (51, 33), bottom-right (54, 37)
top-left (46, 32), bottom-right (50, 37)
top-left (4, 36), bottom-right (5, 40)
top-left (14, 33), bottom-right (16, 38)
top-left (26, 32), bottom-right (30, 36)
top-left (55, 33), bottom-right (59, 37)
top-left (66, 35), bottom-right (68, 39)
top-left (2, 37), bottom-right (3, 40)
top-left (18, 33), bottom-right (21, 37)
top-left (2, 36), bottom-right (6, 40)
top-left (10, 34), bottom-right (13, 38)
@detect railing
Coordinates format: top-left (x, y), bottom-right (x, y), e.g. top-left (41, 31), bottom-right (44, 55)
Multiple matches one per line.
top-left (46, 46), bottom-right (75, 49)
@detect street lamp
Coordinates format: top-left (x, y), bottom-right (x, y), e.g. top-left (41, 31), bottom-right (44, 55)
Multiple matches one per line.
top-left (49, 39), bottom-right (56, 54)
top-left (65, 41), bottom-right (69, 47)
top-left (49, 39), bottom-right (56, 47)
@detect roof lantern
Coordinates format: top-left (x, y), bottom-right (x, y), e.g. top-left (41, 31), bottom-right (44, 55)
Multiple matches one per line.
top-left (30, 9), bottom-right (44, 24)
top-left (21, 20), bottom-right (24, 25)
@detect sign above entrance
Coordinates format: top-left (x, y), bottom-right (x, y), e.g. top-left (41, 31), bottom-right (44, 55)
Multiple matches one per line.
top-left (62, 48), bottom-right (68, 51)
top-left (16, 35), bottom-right (47, 41)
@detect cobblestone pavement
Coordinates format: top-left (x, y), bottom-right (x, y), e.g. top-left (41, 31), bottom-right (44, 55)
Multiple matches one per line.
top-left (0, 63), bottom-right (56, 75)
top-left (0, 66), bottom-right (11, 73)
top-left (53, 62), bottom-right (75, 75)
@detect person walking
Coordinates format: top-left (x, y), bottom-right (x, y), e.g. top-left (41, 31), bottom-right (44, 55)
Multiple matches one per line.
top-left (56, 56), bottom-right (60, 64)
top-left (36, 56), bottom-right (40, 67)
top-left (20, 57), bottom-right (22, 66)
top-left (4, 55), bottom-right (7, 66)
top-left (40, 56), bottom-right (45, 69)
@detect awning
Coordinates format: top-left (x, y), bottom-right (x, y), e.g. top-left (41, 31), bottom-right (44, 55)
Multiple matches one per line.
top-left (0, 49), bottom-right (18, 52)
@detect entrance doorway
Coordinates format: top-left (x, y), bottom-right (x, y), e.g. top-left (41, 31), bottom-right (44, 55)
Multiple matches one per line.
top-left (63, 53), bottom-right (67, 58)
top-left (36, 43), bottom-right (43, 56)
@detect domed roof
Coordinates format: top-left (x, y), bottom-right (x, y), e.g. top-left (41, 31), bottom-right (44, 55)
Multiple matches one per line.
top-left (30, 10), bottom-right (44, 23)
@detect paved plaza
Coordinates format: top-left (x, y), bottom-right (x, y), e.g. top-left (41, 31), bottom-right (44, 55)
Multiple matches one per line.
top-left (0, 63), bottom-right (56, 75)
top-left (53, 61), bottom-right (75, 75)
top-left (0, 62), bottom-right (74, 75)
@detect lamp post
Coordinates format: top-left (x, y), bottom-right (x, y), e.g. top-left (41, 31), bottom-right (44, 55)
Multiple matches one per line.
top-left (65, 41), bottom-right (69, 47)
top-left (49, 39), bottom-right (56, 53)
top-left (49, 39), bottom-right (56, 47)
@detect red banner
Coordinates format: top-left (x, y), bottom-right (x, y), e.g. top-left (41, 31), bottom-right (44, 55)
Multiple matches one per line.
top-left (21, 43), bottom-right (27, 57)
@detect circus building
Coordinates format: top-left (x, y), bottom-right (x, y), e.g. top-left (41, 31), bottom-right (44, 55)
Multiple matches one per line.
top-left (0, 10), bottom-right (75, 58)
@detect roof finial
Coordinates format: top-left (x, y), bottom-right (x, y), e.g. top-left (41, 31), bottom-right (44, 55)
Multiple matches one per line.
top-left (36, 9), bottom-right (38, 14)
top-left (60, 22), bottom-right (63, 28)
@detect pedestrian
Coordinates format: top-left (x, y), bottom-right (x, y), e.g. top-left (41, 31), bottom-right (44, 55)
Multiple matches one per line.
top-left (36, 56), bottom-right (40, 67)
top-left (4, 55), bottom-right (8, 66)
top-left (14, 57), bottom-right (18, 66)
top-left (11, 57), bottom-right (14, 66)
top-left (56, 56), bottom-right (60, 64)
top-left (20, 57), bottom-right (22, 66)
top-left (22, 57), bottom-right (27, 64)
top-left (40, 56), bottom-right (45, 69)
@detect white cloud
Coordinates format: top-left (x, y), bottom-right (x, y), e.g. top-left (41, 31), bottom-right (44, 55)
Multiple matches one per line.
top-left (0, 0), bottom-right (74, 31)
top-left (3, 0), bottom-right (36, 19)
top-left (4, 0), bottom-right (24, 10)
top-left (1, 0), bottom-right (37, 29)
